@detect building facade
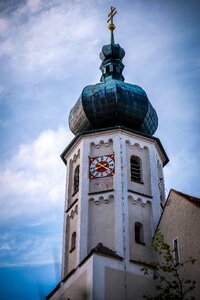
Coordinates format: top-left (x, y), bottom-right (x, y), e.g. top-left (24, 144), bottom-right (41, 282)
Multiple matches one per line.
top-left (157, 189), bottom-right (200, 299)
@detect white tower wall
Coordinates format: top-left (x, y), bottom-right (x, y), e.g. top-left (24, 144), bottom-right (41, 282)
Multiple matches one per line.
top-left (47, 128), bottom-right (168, 300)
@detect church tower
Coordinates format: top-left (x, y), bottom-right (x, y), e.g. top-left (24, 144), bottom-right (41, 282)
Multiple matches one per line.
top-left (46, 7), bottom-right (168, 300)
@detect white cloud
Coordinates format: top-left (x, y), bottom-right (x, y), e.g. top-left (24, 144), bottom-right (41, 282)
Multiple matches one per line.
top-left (0, 242), bottom-right (13, 251)
top-left (0, 1), bottom-right (100, 80)
top-left (26, 0), bottom-right (42, 13)
top-left (0, 18), bottom-right (9, 35)
top-left (0, 127), bottom-right (73, 222)
top-left (0, 126), bottom-right (74, 266)
top-left (0, 234), bottom-right (61, 267)
top-left (0, 85), bottom-right (5, 92)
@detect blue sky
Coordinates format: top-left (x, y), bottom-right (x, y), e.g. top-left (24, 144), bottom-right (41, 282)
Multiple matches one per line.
top-left (0, 0), bottom-right (200, 299)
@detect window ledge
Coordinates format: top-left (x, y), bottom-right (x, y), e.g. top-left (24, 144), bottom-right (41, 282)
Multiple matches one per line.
top-left (88, 189), bottom-right (114, 195)
top-left (69, 247), bottom-right (75, 253)
top-left (128, 190), bottom-right (153, 199)
top-left (66, 198), bottom-right (78, 213)
top-left (71, 190), bottom-right (79, 197)
top-left (131, 180), bottom-right (144, 184)
top-left (135, 241), bottom-right (146, 246)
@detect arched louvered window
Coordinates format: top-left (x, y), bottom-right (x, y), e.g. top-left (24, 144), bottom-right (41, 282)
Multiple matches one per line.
top-left (130, 156), bottom-right (142, 182)
top-left (70, 232), bottom-right (76, 252)
top-left (74, 166), bottom-right (80, 193)
top-left (135, 222), bottom-right (144, 244)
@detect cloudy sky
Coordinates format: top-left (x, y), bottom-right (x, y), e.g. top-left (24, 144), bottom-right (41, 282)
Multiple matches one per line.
top-left (0, 0), bottom-right (200, 299)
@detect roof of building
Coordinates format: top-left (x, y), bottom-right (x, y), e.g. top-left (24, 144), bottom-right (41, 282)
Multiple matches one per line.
top-left (155, 189), bottom-right (200, 235)
top-left (170, 189), bottom-right (200, 207)
top-left (68, 22), bottom-right (158, 136)
top-left (45, 243), bottom-right (123, 299)
top-left (90, 242), bottom-right (123, 260)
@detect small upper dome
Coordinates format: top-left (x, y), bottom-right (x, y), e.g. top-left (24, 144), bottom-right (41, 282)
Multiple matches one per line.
top-left (68, 14), bottom-right (158, 136)
top-left (99, 43), bottom-right (125, 82)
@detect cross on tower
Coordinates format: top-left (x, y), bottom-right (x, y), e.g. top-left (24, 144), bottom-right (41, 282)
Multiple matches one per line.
top-left (107, 6), bottom-right (117, 30)
top-left (107, 6), bottom-right (117, 44)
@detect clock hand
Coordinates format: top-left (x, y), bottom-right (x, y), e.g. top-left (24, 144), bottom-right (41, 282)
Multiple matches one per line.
top-left (97, 163), bottom-right (109, 171)
top-left (95, 165), bottom-right (102, 170)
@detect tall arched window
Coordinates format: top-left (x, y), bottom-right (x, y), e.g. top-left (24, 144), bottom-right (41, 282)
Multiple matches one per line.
top-left (70, 232), bottom-right (76, 252)
top-left (74, 166), bottom-right (80, 193)
top-left (135, 222), bottom-right (144, 244)
top-left (130, 156), bottom-right (142, 182)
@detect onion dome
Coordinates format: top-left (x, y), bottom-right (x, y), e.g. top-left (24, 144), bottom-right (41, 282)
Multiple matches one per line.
top-left (68, 8), bottom-right (158, 136)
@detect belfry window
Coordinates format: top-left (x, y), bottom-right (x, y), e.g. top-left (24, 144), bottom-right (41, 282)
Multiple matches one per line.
top-left (70, 232), bottom-right (76, 252)
top-left (173, 238), bottom-right (180, 266)
top-left (106, 65), bottom-right (110, 73)
top-left (130, 156), bottom-right (142, 182)
top-left (135, 222), bottom-right (144, 244)
top-left (74, 166), bottom-right (80, 194)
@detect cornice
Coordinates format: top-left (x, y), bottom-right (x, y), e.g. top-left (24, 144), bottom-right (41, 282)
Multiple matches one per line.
top-left (60, 126), bottom-right (169, 167)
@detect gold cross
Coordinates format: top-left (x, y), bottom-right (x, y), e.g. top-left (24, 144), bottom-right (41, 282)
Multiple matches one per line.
top-left (107, 6), bottom-right (117, 31)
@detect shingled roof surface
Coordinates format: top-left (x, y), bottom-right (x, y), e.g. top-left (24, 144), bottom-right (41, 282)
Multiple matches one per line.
top-left (91, 243), bottom-right (123, 260)
top-left (172, 189), bottom-right (200, 207)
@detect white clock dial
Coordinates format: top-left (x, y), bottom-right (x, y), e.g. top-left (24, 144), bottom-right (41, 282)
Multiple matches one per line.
top-left (89, 155), bottom-right (115, 179)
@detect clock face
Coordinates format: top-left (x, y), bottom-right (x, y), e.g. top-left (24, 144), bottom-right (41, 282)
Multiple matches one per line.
top-left (89, 154), bottom-right (115, 179)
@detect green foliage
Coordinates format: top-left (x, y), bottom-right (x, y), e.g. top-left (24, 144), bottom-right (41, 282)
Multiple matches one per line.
top-left (141, 229), bottom-right (196, 300)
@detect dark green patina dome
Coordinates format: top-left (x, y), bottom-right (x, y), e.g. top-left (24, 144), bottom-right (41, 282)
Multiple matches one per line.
top-left (69, 36), bottom-right (158, 136)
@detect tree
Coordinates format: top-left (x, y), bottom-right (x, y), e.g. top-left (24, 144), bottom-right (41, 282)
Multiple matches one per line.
top-left (141, 229), bottom-right (196, 300)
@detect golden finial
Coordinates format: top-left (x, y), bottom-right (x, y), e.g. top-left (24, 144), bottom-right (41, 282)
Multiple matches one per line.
top-left (107, 6), bottom-right (117, 44)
